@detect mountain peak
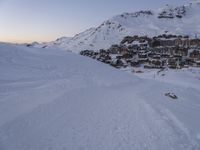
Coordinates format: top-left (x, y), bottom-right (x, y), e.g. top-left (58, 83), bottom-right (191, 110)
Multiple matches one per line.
top-left (34, 1), bottom-right (200, 53)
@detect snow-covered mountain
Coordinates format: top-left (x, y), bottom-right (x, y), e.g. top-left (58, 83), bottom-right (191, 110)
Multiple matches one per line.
top-left (33, 1), bottom-right (200, 53)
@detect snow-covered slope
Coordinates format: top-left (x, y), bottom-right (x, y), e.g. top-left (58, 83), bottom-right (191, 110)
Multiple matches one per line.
top-left (35, 1), bottom-right (200, 53)
top-left (0, 43), bottom-right (200, 150)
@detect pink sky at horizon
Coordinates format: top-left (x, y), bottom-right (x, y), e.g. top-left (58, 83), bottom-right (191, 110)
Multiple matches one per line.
top-left (0, 0), bottom-right (188, 43)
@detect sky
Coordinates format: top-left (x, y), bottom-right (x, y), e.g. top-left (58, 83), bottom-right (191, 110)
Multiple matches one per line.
top-left (0, 0), bottom-right (189, 43)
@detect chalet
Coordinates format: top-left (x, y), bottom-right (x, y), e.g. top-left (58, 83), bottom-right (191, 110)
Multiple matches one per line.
top-left (138, 58), bottom-right (149, 64)
top-left (175, 38), bottom-right (190, 47)
top-left (161, 53), bottom-right (170, 58)
top-left (190, 39), bottom-right (200, 47)
top-left (189, 50), bottom-right (200, 60)
top-left (80, 50), bottom-right (98, 57)
top-left (121, 53), bottom-right (133, 59)
top-left (167, 58), bottom-right (179, 69)
top-left (131, 40), bottom-right (149, 50)
top-left (121, 36), bottom-right (151, 50)
top-left (148, 52), bottom-right (157, 58)
top-left (151, 39), bottom-right (161, 47)
top-left (159, 38), bottom-right (176, 47)
top-left (183, 58), bottom-right (194, 66)
top-left (107, 45), bottom-right (127, 54)
top-left (152, 47), bottom-right (170, 54)
top-left (130, 50), bottom-right (138, 56)
top-left (138, 52), bottom-right (148, 59)
top-left (149, 59), bottom-right (164, 68)
top-left (128, 60), bottom-right (140, 67)
top-left (99, 49), bottom-right (109, 55)
top-left (173, 55), bottom-right (182, 60)
top-left (121, 36), bottom-right (152, 45)
top-left (97, 54), bottom-right (111, 63)
top-left (110, 59), bottom-right (126, 68)
top-left (152, 35), bottom-right (178, 47)
top-left (152, 54), bottom-right (161, 59)
top-left (121, 36), bottom-right (137, 44)
top-left (174, 47), bottom-right (188, 56)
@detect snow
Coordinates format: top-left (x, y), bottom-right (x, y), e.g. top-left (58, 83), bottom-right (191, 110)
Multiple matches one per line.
top-left (0, 43), bottom-right (200, 150)
top-left (133, 67), bottom-right (200, 90)
top-left (33, 1), bottom-right (200, 53)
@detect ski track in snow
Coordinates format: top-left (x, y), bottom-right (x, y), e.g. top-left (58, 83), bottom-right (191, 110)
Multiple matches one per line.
top-left (0, 43), bottom-right (200, 150)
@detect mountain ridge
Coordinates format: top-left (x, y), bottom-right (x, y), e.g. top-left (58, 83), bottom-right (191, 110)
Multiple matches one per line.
top-left (33, 1), bottom-right (200, 53)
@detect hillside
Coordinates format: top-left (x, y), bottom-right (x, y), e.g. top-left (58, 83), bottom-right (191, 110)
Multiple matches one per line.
top-left (33, 1), bottom-right (200, 53)
top-left (0, 43), bottom-right (200, 150)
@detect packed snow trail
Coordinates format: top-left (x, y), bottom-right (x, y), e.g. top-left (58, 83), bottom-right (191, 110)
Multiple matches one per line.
top-left (0, 43), bottom-right (200, 150)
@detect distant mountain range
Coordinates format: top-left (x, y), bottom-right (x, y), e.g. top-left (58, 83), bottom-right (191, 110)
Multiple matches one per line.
top-left (32, 0), bottom-right (200, 53)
